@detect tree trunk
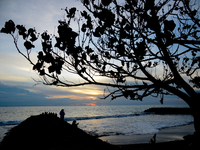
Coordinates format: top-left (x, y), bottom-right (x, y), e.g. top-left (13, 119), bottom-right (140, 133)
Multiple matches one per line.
top-left (192, 104), bottom-right (200, 138)
top-left (183, 95), bottom-right (200, 147)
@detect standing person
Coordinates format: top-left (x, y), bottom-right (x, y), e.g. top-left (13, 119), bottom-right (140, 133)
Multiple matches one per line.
top-left (59, 109), bottom-right (65, 121)
top-left (149, 134), bottom-right (156, 144)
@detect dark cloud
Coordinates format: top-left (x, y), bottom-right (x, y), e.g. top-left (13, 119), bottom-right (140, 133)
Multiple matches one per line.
top-left (0, 82), bottom-right (188, 106)
top-left (0, 82), bottom-right (81, 106)
top-left (0, 82), bottom-right (46, 106)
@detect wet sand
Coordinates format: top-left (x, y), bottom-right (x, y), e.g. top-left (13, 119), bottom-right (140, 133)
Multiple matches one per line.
top-left (99, 123), bottom-right (195, 145)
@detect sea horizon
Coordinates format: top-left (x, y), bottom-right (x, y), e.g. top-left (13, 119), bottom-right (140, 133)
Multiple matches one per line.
top-left (0, 103), bottom-right (189, 107)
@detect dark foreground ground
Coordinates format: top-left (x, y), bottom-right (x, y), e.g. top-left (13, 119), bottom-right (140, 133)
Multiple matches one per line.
top-left (0, 112), bottom-right (119, 150)
top-left (99, 124), bottom-right (195, 145)
top-left (0, 112), bottom-right (198, 150)
top-left (119, 140), bottom-right (197, 150)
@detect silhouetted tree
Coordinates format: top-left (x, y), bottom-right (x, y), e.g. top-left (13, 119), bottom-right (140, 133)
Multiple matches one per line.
top-left (1, 0), bottom-right (200, 136)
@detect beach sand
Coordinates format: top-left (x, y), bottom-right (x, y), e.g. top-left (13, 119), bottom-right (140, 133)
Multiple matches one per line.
top-left (99, 123), bottom-right (195, 145)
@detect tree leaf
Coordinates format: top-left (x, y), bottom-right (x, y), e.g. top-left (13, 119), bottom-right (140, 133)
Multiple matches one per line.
top-left (41, 32), bottom-right (50, 41)
top-left (24, 41), bottom-right (35, 50)
top-left (39, 69), bottom-right (45, 76)
top-left (0, 20), bottom-right (15, 34)
top-left (116, 44), bottom-right (125, 56)
top-left (164, 20), bottom-right (176, 32)
top-left (101, 0), bottom-right (112, 6)
top-left (81, 24), bottom-right (87, 32)
top-left (83, 0), bottom-right (89, 5)
top-left (66, 7), bottom-right (76, 18)
top-left (16, 25), bottom-right (27, 37)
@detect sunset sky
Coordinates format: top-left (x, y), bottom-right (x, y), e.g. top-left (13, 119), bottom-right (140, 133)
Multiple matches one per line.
top-left (0, 0), bottom-right (188, 106)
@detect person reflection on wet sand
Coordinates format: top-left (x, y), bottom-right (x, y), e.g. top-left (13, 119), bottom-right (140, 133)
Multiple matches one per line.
top-left (149, 134), bottom-right (156, 144)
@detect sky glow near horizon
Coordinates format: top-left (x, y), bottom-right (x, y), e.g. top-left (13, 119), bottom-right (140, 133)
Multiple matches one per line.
top-left (0, 0), bottom-right (190, 106)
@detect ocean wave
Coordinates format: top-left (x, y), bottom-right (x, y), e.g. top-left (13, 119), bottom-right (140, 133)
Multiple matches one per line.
top-left (0, 113), bottom-right (148, 126)
top-left (65, 113), bottom-right (148, 121)
top-left (80, 115), bottom-right (194, 137)
top-left (0, 121), bottom-right (22, 126)
top-left (0, 112), bottom-right (192, 128)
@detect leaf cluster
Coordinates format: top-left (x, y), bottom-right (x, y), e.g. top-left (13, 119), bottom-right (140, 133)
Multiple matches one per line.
top-left (1, 0), bottom-right (200, 104)
top-left (1, 20), bottom-right (38, 50)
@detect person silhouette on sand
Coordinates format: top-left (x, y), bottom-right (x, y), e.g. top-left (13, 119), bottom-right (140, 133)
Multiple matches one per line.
top-left (72, 120), bottom-right (79, 128)
top-left (59, 109), bottom-right (65, 121)
top-left (149, 134), bottom-right (156, 144)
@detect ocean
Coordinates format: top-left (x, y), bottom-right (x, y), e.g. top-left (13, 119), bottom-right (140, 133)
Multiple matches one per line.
top-left (0, 105), bottom-right (194, 142)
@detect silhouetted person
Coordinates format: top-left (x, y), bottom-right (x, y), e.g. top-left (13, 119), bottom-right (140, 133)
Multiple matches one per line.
top-left (59, 109), bottom-right (65, 121)
top-left (149, 134), bottom-right (156, 144)
top-left (72, 120), bottom-right (79, 128)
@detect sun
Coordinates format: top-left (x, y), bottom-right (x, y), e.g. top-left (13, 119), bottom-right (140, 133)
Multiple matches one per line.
top-left (84, 103), bottom-right (97, 106)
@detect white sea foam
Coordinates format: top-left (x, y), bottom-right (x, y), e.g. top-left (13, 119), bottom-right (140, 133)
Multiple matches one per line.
top-left (77, 114), bottom-right (193, 136)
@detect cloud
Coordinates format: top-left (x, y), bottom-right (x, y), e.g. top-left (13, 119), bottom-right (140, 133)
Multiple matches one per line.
top-left (0, 82), bottom-right (46, 106)
top-left (0, 82), bottom-right (113, 106)
top-left (0, 82), bottom-right (189, 107)
top-left (39, 84), bottom-right (107, 101)
top-left (0, 82), bottom-right (91, 106)
top-left (68, 89), bottom-right (104, 95)
top-left (46, 95), bottom-right (98, 100)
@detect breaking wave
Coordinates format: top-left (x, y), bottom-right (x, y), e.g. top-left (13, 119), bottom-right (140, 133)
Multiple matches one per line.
top-left (65, 112), bottom-right (148, 121)
top-left (0, 113), bottom-right (148, 126)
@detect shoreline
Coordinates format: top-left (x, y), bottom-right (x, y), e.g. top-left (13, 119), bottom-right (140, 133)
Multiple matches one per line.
top-left (99, 123), bottom-right (195, 145)
top-left (0, 125), bottom-right (16, 142)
